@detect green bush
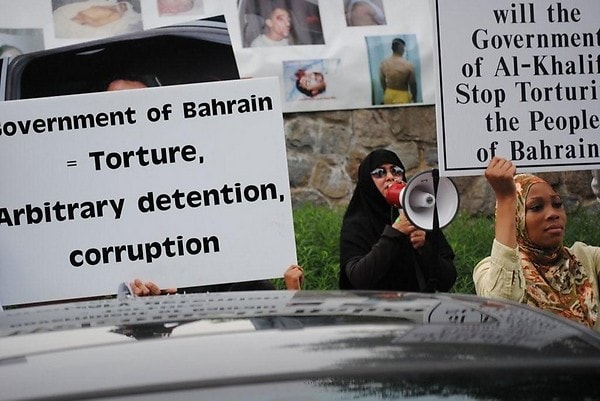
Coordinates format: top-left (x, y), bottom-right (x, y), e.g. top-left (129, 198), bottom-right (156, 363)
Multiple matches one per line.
top-left (275, 204), bottom-right (599, 294)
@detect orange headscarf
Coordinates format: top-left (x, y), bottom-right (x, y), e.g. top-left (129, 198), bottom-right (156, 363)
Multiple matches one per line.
top-left (514, 174), bottom-right (597, 328)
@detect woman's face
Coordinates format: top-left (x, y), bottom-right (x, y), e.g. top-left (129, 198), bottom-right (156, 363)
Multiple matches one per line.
top-left (370, 163), bottom-right (404, 198)
top-left (524, 182), bottom-right (567, 248)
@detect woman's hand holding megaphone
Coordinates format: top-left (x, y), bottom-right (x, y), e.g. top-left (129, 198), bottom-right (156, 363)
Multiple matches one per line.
top-left (409, 230), bottom-right (427, 250)
top-left (392, 211), bottom-right (426, 250)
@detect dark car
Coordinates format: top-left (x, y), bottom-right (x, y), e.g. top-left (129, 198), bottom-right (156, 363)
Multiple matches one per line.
top-left (0, 16), bottom-right (239, 101)
top-left (1, 290), bottom-right (600, 400)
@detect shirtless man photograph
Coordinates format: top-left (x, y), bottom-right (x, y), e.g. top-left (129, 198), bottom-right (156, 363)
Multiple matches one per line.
top-left (379, 38), bottom-right (417, 104)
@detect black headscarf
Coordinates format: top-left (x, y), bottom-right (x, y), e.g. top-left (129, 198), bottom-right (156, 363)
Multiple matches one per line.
top-left (339, 149), bottom-right (406, 288)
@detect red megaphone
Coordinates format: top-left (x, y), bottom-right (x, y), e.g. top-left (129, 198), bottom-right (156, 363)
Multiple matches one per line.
top-left (385, 182), bottom-right (407, 208)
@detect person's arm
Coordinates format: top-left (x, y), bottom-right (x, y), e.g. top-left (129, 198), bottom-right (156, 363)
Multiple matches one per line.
top-left (592, 170), bottom-right (600, 202)
top-left (283, 265), bottom-right (304, 290)
top-left (408, 68), bottom-right (417, 102)
top-left (414, 230), bottom-right (457, 292)
top-left (343, 210), bottom-right (427, 288)
top-left (590, 245), bottom-right (600, 331)
top-left (379, 63), bottom-right (387, 91)
top-left (343, 224), bottom-right (415, 288)
top-left (485, 156), bottom-right (518, 248)
top-left (473, 239), bottom-right (525, 301)
top-left (473, 157), bottom-right (525, 302)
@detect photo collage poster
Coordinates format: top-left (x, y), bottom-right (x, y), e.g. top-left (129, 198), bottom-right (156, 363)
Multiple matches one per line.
top-left (0, 0), bottom-right (435, 113)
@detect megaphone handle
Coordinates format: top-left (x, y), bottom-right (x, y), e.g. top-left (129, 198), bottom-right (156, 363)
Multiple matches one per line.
top-left (432, 169), bottom-right (440, 231)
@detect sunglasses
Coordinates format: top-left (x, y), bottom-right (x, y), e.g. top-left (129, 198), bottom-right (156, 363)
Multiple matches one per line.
top-left (370, 165), bottom-right (404, 179)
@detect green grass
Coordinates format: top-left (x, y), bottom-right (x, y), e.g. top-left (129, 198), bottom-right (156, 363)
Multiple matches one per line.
top-left (273, 204), bottom-right (600, 294)
top-left (272, 204), bottom-right (343, 290)
top-left (442, 212), bottom-right (494, 294)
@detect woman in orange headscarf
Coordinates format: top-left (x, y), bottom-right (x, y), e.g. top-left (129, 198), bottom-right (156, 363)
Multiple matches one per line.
top-left (474, 157), bottom-right (600, 331)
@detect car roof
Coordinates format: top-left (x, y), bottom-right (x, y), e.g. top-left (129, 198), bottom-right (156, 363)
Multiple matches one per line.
top-left (2, 290), bottom-right (600, 401)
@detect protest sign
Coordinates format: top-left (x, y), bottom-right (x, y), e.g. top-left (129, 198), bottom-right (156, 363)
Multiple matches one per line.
top-left (0, 0), bottom-right (436, 112)
top-left (0, 77), bottom-right (296, 305)
top-left (434, 0), bottom-right (600, 176)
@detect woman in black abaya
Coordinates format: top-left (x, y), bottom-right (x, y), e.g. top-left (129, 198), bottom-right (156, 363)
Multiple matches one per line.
top-left (339, 149), bottom-right (456, 291)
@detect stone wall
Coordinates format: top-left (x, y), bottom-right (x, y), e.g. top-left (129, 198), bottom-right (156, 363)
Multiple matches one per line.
top-left (284, 105), bottom-right (599, 215)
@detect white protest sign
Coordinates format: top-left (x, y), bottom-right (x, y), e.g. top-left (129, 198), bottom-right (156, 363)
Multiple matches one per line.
top-left (434, 0), bottom-right (600, 176)
top-left (0, 77), bottom-right (296, 306)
